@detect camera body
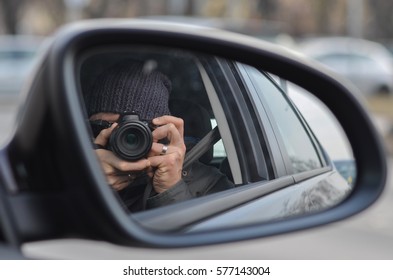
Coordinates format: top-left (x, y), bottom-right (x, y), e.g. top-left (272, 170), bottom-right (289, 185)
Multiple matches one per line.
top-left (108, 114), bottom-right (154, 161)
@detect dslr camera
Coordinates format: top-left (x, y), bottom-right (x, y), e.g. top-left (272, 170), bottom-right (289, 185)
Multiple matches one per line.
top-left (90, 113), bottom-right (155, 161)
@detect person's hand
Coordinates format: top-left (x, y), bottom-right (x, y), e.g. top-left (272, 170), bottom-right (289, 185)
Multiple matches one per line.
top-left (94, 123), bottom-right (150, 191)
top-left (147, 116), bottom-right (186, 193)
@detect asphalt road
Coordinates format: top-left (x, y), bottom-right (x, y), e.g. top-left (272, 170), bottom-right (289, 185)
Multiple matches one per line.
top-left (1, 98), bottom-right (393, 259)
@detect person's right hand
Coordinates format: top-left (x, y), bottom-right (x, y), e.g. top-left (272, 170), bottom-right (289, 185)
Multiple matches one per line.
top-left (146, 116), bottom-right (186, 193)
top-left (93, 123), bottom-right (151, 191)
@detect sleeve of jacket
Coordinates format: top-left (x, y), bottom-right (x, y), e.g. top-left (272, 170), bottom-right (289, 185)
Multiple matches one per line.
top-left (146, 161), bottom-right (234, 209)
top-left (145, 179), bottom-right (193, 209)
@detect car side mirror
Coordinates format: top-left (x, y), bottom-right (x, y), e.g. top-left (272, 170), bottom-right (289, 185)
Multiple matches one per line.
top-left (1, 20), bottom-right (387, 248)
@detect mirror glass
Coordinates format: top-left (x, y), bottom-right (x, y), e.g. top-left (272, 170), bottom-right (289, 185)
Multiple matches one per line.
top-left (287, 83), bottom-right (355, 186)
top-left (78, 45), bottom-right (355, 232)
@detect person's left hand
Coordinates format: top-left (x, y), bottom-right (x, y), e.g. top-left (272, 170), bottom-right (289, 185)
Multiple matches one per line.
top-left (147, 115), bottom-right (186, 193)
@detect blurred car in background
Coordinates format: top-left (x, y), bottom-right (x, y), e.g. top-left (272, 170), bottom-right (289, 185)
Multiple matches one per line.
top-left (0, 36), bottom-right (45, 98)
top-left (299, 37), bottom-right (393, 96)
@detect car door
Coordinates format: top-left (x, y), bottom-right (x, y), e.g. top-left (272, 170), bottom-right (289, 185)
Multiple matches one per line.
top-left (180, 60), bottom-right (352, 231)
top-left (132, 54), bottom-right (350, 232)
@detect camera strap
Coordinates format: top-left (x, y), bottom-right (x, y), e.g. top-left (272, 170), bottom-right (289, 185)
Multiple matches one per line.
top-left (183, 126), bottom-right (221, 170)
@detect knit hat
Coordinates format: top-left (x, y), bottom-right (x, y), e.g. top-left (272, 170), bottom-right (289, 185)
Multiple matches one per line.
top-left (85, 61), bottom-right (171, 120)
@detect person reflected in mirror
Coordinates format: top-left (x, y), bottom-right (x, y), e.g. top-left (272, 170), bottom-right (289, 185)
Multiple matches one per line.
top-left (84, 61), bottom-right (234, 212)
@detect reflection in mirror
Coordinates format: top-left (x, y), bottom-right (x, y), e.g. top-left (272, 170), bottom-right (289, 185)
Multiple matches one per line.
top-left (78, 46), bottom-right (354, 232)
top-left (287, 83), bottom-right (356, 186)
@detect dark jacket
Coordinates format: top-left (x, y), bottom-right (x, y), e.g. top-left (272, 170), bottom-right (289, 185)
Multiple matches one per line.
top-left (118, 161), bottom-right (234, 212)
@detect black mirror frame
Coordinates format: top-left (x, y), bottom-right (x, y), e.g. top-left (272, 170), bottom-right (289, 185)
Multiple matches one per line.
top-left (8, 20), bottom-right (387, 248)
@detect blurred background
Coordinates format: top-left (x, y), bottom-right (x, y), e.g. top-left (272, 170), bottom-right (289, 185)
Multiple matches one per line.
top-left (0, 0), bottom-right (392, 258)
top-left (0, 0), bottom-right (392, 153)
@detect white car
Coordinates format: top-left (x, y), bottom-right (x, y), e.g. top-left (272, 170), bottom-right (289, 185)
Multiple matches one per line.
top-left (299, 37), bottom-right (393, 96)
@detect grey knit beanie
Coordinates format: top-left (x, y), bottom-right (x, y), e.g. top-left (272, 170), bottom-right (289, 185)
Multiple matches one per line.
top-left (85, 61), bottom-right (171, 120)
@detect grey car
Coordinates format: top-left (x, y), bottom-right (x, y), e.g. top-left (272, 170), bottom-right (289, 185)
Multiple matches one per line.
top-left (299, 36), bottom-right (393, 96)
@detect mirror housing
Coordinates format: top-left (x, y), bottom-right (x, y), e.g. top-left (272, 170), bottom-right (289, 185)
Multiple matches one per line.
top-left (1, 20), bottom-right (387, 247)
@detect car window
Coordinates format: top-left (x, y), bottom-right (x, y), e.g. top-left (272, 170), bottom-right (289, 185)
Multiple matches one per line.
top-left (348, 54), bottom-right (383, 73)
top-left (287, 83), bottom-right (356, 185)
top-left (245, 66), bottom-right (323, 174)
top-left (316, 53), bottom-right (385, 74)
top-left (316, 53), bottom-right (349, 73)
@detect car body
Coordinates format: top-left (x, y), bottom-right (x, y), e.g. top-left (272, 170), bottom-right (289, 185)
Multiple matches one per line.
top-left (0, 20), bottom-right (386, 258)
top-left (299, 36), bottom-right (393, 96)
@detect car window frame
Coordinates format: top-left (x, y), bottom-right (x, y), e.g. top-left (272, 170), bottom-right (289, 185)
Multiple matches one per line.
top-left (201, 57), bottom-right (274, 183)
top-left (239, 64), bottom-right (329, 176)
top-left (234, 63), bottom-right (290, 178)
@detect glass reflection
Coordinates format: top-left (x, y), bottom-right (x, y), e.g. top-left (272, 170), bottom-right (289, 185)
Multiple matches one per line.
top-left (288, 83), bottom-right (356, 186)
top-left (79, 46), bottom-right (354, 233)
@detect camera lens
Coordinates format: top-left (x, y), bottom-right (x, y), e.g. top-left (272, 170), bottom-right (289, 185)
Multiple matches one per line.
top-left (125, 133), bottom-right (138, 146)
top-left (109, 121), bottom-right (153, 161)
top-left (120, 127), bottom-right (145, 151)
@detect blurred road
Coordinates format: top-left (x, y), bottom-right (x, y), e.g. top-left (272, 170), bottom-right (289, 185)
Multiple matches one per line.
top-left (1, 97), bottom-right (392, 259)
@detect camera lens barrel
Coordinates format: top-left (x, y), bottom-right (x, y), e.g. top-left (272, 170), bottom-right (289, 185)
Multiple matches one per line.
top-left (108, 115), bottom-right (153, 161)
